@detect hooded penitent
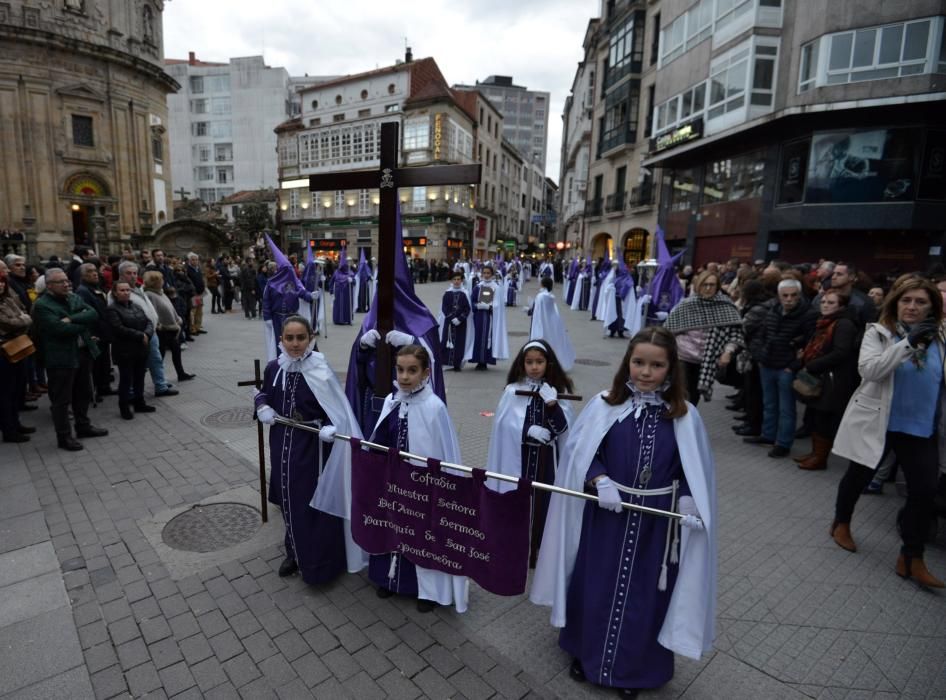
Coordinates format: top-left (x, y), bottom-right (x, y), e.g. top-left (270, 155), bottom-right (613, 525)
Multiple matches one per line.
top-left (262, 234), bottom-right (311, 361)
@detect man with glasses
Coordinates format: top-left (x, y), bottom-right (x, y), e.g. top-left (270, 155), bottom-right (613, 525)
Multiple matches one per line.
top-left (32, 268), bottom-right (108, 450)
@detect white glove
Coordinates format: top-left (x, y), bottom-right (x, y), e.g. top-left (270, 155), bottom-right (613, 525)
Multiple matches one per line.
top-left (385, 330), bottom-right (413, 347)
top-left (256, 405), bottom-right (276, 425)
top-left (319, 425), bottom-right (337, 443)
top-left (526, 425), bottom-right (552, 444)
top-left (678, 496), bottom-right (703, 530)
top-left (656, 311), bottom-right (669, 321)
top-left (450, 318), bottom-right (461, 327)
top-left (475, 302), bottom-right (490, 311)
top-left (360, 329), bottom-right (381, 348)
top-left (594, 476), bottom-right (623, 513)
top-left (538, 382), bottom-right (558, 404)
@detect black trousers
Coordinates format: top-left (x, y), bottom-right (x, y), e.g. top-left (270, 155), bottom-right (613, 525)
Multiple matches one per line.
top-left (812, 408), bottom-right (842, 439)
top-left (682, 360), bottom-right (701, 406)
top-left (116, 356), bottom-right (147, 406)
top-left (92, 341), bottom-right (112, 392)
top-left (0, 355), bottom-right (27, 437)
top-left (834, 431), bottom-right (938, 557)
top-left (157, 330), bottom-right (186, 379)
top-left (209, 287), bottom-right (221, 313)
top-left (743, 363), bottom-right (763, 432)
top-left (47, 350), bottom-right (93, 436)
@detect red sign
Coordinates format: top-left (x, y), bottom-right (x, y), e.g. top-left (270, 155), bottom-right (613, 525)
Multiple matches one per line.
top-left (403, 237), bottom-right (428, 247)
top-left (475, 218), bottom-right (487, 239)
top-left (310, 239), bottom-right (347, 251)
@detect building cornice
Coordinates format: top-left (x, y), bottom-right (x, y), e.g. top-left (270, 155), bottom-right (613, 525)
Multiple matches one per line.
top-left (0, 25), bottom-right (180, 93)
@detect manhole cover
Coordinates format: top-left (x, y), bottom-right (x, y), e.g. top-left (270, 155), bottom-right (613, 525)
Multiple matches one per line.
top-left (201, 407), bottom-right (255, 429)
top-left (508, 331), bottom-right (528, 337)
top-left (575, 358), bottom-right (610, 366)
top-left (162, 503), bottom-right (261, 553)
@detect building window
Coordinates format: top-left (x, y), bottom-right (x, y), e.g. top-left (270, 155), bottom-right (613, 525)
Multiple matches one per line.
top-left (825, 19), bottom-right (933, 85)
top-left (71, 114), bottom-right (94, 147)
top-left (189, 76), bottom-right (204, 94)
top-left (403, 117), bottom-right (430, 150)
top-left (384, 104), bottom-right (399, 113)
top-left (335, 190), bottom-right (345, 214)
top-left (357, 108), bottom-right (371, 118)
top-left (661, 14), bottom-right (686, 65)
top-left (715, 0), bottom-right (753, 31)
top-left (212, 97), bottom-right (231, 114)
top-left (217, 168), bottom-right (229, 184)
top-left (333, 113), bottom-right (345, 123)
top-left (190, 99), bottom-right (207, 114)
top-left (199, 188), bottom-right (216, 203)
top-left (211, 121), bottom-right (231, 138)
top-left (152, 134), bottom-right (163, 162)
top-left (196, 166), bottom-right (214, 181)
top-left (289, 189), bottom-right (300, 219)
top-left (193, 144), bottom-right (211, 162)
top-left (278, 138), bottom-right (297, 166)
top-left (191, 121), bottom-right (209, 137)
top-left (358, 189), bottom-right (371, 215)
top-left (751, 44), bottom-right (778, 105)
top-left (411, 187), bottom-right (426, 213)
top-left (799, 41), bottom-right (819, 92)
top-left (707, 45), bottom-right (750, 119)
top-left (207, 75), bottom-right (230, 93)
top-left (685, 0), bottom-right (713, 50)
top-left (703, 150), bottom-right (765, 204)
top-left (214, 143), bottom-right (232, 161)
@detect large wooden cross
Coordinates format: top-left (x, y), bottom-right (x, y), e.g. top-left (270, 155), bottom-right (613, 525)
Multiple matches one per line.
top-left (308, 121), bottom-right (481, 395)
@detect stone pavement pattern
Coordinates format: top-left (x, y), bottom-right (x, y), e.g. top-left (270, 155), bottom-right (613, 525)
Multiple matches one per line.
top-left (1, 276), bottom-right (945, 699)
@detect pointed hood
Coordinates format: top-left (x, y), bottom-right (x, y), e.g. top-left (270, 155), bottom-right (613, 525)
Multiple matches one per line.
top-left (356, 248), bottom-right (371, 281)
top-left (648, 226), bottom-right (685, 312)
top-left (265, 234), bottom-right (303, 293)
top-left (301, 243), bottom-right (320, 291)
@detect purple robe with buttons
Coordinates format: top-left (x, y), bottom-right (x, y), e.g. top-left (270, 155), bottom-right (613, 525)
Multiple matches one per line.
top-left (559, 404), bottom-right (690, 690)
top-left (254, 360), bottom-right (346, 585)
top-left (521, 395), bottom-right (568, 567)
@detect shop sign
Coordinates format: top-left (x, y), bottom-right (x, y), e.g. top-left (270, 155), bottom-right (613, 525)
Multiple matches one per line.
top-left (651, 118), bottom-right (703, 154)
top-left (402, 216), bottom-right (434, 225)
top-left (446, 238), bottom-right (464, 249)
top-left (403, 236), bottom-right (428, 247)
top-left (434, 114), bottom-right (444, 160)
top-left (310, 238), bottom-right (346, 250)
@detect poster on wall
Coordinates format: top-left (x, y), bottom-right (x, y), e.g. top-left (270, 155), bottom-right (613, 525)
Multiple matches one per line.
top-left (917, 130), bottom-right (946, 201)
top-left (776, 138), bottom-right (810, 205)
top-left (806, 129), bottom-right (916, 204)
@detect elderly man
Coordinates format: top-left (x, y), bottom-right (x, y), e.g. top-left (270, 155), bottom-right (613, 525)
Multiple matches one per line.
top-left (185, 252), bottom-right (206, 335)
top-left (113, 262), bottom-right (178, 398)
top-left (744, 278), bottom-right (817, 458)
top-left (32, 268), bottom-right (108, 450)
top-left (75, 262), bottom-right (114, 398)
top-left (4, 255), bottom-right (31, 311)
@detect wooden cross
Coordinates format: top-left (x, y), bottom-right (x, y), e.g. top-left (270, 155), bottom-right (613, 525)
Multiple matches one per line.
top-left (175, 187), bottom-right (191, 201)
top-left (308, 121), bottom-right (481, 395)
top-left (236, 359), bottom-right (268, 523)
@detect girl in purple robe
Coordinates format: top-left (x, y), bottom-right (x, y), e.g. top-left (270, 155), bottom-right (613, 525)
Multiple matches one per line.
top-left (439, 272), bottom-right (471, 371)
top-left (535, 328), bottom-right (715, 698)
top-left (254, 315), bottom-right (354, 584)
top-left (485, 340), bottom-right (574, 568)
top-left (366, 345), bottom-right (467, 613)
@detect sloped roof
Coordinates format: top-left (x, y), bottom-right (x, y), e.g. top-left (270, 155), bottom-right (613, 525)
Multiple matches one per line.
top-left (296, 57), bottom-right (447, 101)
top-left (217, 190), bottom-right (277, 205)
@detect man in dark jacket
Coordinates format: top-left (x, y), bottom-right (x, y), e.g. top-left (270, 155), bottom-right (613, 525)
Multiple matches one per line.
top-left (185, 253), bottom-right (206, 335)
top-left (744, 278), bottom-right (817, 457)
top-left (75, 262), bottom-right (114, 398)
top-left (4, 255), bottom-right (31, 311)
top-left (32, 268), bottom-right (108, 450)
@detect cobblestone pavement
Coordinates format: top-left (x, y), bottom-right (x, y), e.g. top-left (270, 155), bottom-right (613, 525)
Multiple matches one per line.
top-left (2, 277), bottom-right (945, 699)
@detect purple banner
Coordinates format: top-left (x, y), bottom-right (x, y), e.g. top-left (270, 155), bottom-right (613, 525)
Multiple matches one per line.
top-left (350, 438), bottom-right (531, 596)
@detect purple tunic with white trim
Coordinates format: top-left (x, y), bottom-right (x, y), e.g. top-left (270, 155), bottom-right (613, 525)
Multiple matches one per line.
top-left (255, 361), bottom-right (346, 585)
top-left (559, 403), bottom-right (690, 690)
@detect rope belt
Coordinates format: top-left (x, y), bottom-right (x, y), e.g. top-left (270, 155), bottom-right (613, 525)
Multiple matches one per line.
top-left (611, 478), bottom-right (680, 592)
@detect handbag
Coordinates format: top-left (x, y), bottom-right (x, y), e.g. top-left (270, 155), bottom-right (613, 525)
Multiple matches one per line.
top-left (1, 334), bottom-right (35, 363)
top-left (792, 369), bottom-right (822, 400)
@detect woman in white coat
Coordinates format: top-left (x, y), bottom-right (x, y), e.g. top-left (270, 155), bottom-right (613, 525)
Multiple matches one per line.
top-left (830, 275), bottom-right (945, 588)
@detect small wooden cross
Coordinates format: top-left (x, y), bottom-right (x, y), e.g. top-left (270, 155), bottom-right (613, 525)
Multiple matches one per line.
top-left (308, 121), bottom-right (481, 395)
top-left (237, 358), bottom-right (268, 523)
top-left (175, 187), bottom-right (191, 201)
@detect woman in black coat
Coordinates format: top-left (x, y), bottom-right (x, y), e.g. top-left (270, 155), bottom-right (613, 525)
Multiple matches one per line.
top-left (794, 289), bottom-right (860, 470)
top-left (106, 281), bottom-right (155, 420)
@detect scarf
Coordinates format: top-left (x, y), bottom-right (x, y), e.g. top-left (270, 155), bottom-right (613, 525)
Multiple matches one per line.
top-left (895, 322), bottom-right (929, 369)
top-left (664, 293), bottom-right (742, 333)
top-left (802, 314), bottom-right (839, 365)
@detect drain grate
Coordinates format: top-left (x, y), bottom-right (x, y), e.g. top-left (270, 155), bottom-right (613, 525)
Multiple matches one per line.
top-left (201, 406), bottom-right (255, 429)
top-left (574, 358), bottom-right (610, 367)
top-left (162, 502), bottom-right (261, 553)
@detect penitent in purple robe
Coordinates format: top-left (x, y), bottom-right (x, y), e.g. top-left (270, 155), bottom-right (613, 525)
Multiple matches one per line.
top-left (366, 410), bottom-right (419, 595)
top-left (332, 272), bottom-right (353, 325)
top-left (255, 361), bottom-right (346, 585)
top-left (559, 404), bottom-right (690, 691)
top-left (470, 284), bottom-right (497, 366)
top-left (440, 289), bottom-right (470, 371)
top-left (521, 395), bottom-right (568, 568)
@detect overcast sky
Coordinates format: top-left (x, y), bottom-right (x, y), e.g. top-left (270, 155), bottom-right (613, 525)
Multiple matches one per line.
top-left (163, 0), bottom-right (600, 181)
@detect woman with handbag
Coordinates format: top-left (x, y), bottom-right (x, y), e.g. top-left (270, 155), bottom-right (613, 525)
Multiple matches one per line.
top-left (0, 274), bottom-right (34, 442)
top-left (106, 281), bottom-right (155, 420)
top-left (830, 276), bottom-right (945, 588)
top-left (793, 290), bottom-right (860, 470)
top-left (143, 272), bottom-right (195, 383)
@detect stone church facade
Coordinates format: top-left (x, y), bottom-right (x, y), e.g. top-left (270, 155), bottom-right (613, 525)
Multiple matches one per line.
top-left (0, 0), bottom-right (178, 259)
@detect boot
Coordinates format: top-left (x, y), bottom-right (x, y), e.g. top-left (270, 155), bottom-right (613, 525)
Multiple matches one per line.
top-left (119, 403), bottom-right (134, 420)
top-left (830, 520), bottom-right (856, 552)
top-left (133, 401), bottom-right (156, 413)
top-left (57, 434), bottom-right (84, 451)
top-left (798, 434), bottom-right (831, 470)
top-left (896, 554), bottom-right (945, 588)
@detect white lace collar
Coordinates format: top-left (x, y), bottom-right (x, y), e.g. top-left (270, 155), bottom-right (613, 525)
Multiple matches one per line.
top-left (273, 346), bottom-right (324, 388)
top-left (392, 379), bottom-right (432, 418)
top-left (625, 380), bottom-right (670, 418)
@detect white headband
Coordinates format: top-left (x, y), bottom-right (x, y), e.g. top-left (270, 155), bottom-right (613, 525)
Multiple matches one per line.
top-left (522, 341), bottom-right (546, 353)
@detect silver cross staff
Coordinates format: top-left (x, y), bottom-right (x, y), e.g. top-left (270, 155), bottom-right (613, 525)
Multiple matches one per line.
top-left (272, 416), bottom-right (698, 523)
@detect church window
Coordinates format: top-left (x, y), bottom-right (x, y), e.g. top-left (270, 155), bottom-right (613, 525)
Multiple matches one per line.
top-left (72, 115), bottom-right (94, 147)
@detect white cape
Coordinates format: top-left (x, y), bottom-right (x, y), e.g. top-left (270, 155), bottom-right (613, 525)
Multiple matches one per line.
top-left (594, 268), bottom-right (614, 320)
top-left (436, 287), bottom-right (475, 364)
top-left (298, 289), bottom-right (327, 337)
top-left (602, 278), bottom-right (638, 336)
top-left (529, 393), bottom-right (717, 660)
top-left (484, 382), bottom-right (574, 495)
top-left (529, 290), bottom-right (576, 371)
top-left (267, 350), bottom-right (366, 573)
top-left (371, 384), bottom-right (470, 613)
top-left (476, 280), bottom-right (510, 360)
top-left (570, 272), bottom-right (590, 311)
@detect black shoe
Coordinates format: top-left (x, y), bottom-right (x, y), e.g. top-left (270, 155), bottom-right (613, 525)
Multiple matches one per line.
top-left (57, 435), bottom-right (83, 451)
top-left (197, 330), bottom-right (208, 334)
top-left (734, 414), bottom-right (749, 423)
top-left (569, 659), bottom-right (586, 683)
top-left (743, 436), bottom-right (775, 445)
top-left (76, 426), bottom-right (108, 438)
top-left (725, 392), bottom-right (741, 400)
top-left (154, 388), bottom-right (179, 397)
top-left (16, 424), bottom-right (36, 434)
top-left (119, 404), bottom-right (134, 420)
top-left (19, 404), bottom-right (38, 411)
top-left (3, 434), bottom-right (30, 443)
top-left (768, 445), bottom-right (791, 458)
top-left (416, 599), bottom-right (439, 613)
top-left (733, 426), bottom-right (761, 437)
top-left (178, 373), bottom-right (196, 381)
top-left (96, 388), bottom-right (117, 397)
top-left (375, 587), bottom-right (394, 599)
top-left (725, 403), bottom-right (744, 412)
top-left (475, 364), bottom-right (488, 371)
top-left (278, 557), bottom-right (298, 577)
top-left (133, 403), bottom-right (156, 413)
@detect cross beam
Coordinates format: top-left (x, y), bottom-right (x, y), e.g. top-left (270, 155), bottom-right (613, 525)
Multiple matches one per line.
top-left (309, 121), bottom-right (481, 396)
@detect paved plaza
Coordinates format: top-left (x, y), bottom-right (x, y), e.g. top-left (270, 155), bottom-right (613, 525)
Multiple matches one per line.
top-left (1, 277), bottom-right (945, 699)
